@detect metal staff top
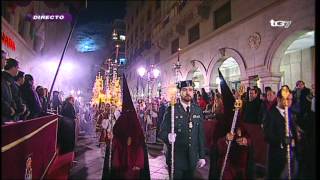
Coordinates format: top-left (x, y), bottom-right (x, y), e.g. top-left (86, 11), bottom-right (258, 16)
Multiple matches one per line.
top-left (219, 85), bottom-right (245, 180)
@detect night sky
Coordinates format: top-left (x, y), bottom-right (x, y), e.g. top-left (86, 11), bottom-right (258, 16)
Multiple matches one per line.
top-left (78, 1), bottom-right (126, 24)
top-left (68, 1), bottom-right (127, 95)
top-left (73, 1), bottom-right (126, 53)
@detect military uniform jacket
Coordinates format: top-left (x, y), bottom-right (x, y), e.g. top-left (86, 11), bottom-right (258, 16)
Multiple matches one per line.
top-left (159, 102), bottom-right (206, 170)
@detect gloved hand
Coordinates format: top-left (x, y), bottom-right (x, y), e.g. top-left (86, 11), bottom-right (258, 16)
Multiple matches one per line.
top-left (114, 109), bottom-right (121, 120)
top-left (197, 159), bottom-right (206, 168)
top-left (102, 119), bottom-right (108, 129)
top-left (168, 133), bottom-right (176, 144)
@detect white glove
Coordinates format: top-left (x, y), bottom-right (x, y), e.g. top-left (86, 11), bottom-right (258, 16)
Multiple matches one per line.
top-left (168, 133), bottom-right (176, 144)
top-left (101, 119), bottom-right (108, 129)
top-left (197, 159), bottom-right (206, 168)
top-left (151, 111), bottom-right (158, 118)
top-left (114, 110), bottom-right (121, 120)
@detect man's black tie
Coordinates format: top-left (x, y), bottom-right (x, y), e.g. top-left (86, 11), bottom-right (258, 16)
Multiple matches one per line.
top-left (186, 106), bottom-right (190, 114)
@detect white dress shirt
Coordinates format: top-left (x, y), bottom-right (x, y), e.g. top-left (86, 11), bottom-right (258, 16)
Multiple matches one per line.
top-left (276, 105), bottom-right (285, 117)
top-left (180, 100), bottom-right (191, 112)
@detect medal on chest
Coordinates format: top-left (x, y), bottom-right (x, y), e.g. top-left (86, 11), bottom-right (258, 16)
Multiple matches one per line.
top-left (189, 121), bottom-right (193, 129)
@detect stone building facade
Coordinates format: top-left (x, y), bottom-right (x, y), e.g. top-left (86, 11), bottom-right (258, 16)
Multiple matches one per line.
top-left (124, 0), bottom-right (314, 98)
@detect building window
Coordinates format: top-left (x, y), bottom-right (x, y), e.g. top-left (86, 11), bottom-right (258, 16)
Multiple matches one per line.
top-left (131, 16), bottom-right (134, 25)
top-left (213, 1), bottom-right (231, 29)
top-left (18, 15), bottom-right (25, 37)
top-left (156, 0), bottom-right (161, 10)
top-left (155, 51), bottom-right (160, 62)
top-left (146, 32), bottom-right (151, 41)
top-left (140, 20), bottom-right (144, 32)
top-left (188, 23), bottom-right (200, 44)
top-left (2, 2), bottom-right (11, 23)
top-left (136, 7), bottom-right (139, 17)
top-left (135, 27), bottom-right (138, 40)
top-left (140, 41), bottom-right (143, 49)
top-left (147, 9), bottom-right (151, 22)
top-left (29, 22), bottom-right (35, 40)
top-left (171, 38), bottom-right (179, 54)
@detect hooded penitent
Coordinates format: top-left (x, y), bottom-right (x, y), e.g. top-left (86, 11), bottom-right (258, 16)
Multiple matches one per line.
top-left (208, 69), bottom-right (255, 179)
top-left (102, 75), bottom-right (150, 179)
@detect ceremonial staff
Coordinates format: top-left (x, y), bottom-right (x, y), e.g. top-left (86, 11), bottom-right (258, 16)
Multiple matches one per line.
top-left (167, 85), bottom-right (177, 180)
top-left (220, 85), bottom-right (244, 180)
top-left (48, 1), bottom-right (87, 106)
top-left (108, 44), bottom-right (120, 172)
top-left (281, 86), bottom-right (292, 180)
top-left (168, 48), bottom-right (182, 179)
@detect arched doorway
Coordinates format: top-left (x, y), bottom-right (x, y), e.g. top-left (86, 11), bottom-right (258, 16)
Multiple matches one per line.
top-left (266, 15), bottom-right (315, 91)
top-left (279, 31), bottom-right (315, 88)
top-left (186, 68), bottom-right (205, 90)
top-left (210, 57), bottom-right (241, 90)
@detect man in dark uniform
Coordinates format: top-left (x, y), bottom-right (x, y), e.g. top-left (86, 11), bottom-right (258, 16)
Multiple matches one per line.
top-left (159, 80), bottom-right (206, 179)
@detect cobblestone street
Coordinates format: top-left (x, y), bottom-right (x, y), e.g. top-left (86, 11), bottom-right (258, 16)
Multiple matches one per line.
top-left (69, 134), bottom-right (210, 179)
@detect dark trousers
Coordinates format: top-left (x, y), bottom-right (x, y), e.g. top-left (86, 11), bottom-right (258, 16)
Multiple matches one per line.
top-left (169, 169), bottom-right (195, 180)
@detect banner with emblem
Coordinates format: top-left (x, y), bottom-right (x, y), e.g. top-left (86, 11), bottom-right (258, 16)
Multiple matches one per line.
top-left (1, 115), bottom-right (58, 179)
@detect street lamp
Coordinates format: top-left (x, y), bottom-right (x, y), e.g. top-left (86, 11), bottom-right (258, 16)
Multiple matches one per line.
top-left (112, 29), bottom-right (118, 40)
top-left (137, 67), bottom-right (146, 77)
top-left (153, 68), bottom-right (160, 78)
top-left (136, 65), bottom-right (161, 102)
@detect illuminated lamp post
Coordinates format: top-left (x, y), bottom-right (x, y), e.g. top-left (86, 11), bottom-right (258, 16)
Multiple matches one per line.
top-left (137, 65), bottom-right (160, 103)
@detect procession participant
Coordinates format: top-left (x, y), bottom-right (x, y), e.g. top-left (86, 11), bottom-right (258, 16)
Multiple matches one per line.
top-left (102, 75), bottom-right (150, 179)
top-left (263, 86), bottom-right (301, 179)
top-left (159, 80), bottom-right (206, 179)
top-left (209, 69), bottom-right (255, 180)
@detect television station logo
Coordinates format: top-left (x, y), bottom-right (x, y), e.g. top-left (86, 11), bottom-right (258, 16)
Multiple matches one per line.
top-left (26, 13), bottom-right (73, 21)
top-left (270, 19), bottom-right (292, 28)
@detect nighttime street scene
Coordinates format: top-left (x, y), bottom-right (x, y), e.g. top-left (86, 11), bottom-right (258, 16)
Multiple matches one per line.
top-left (1, 0), bottom-right (316, 180)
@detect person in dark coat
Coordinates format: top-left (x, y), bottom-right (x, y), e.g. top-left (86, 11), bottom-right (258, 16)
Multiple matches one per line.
top-left (1, 58), bottom-right (20, 123)
top-left (292, 80), bottom-right (311, 132)
top-left (243, 87), bottom-right (262, 124)
top-left (157, 98), bottom-right (168, 137)
top-left (20, 74), bottom-right (42, 119)
top-left (36, 86), bottom-right (48, 116)
top-left (58, 96), bottom-right (76, 154)
top-left (61, 96), bottom-right (76, 119)
top-left (52, 91), bottom-right (62, 113)
top-left (12, 71), bottom-right (28, 120)
top-left (263, 86), bottom-right (301, 179)
top-left (201, 88), bottom-right (210, 104)
top-left (159, 80), bottom-right (206, 179)
top-left (259, 90), bottom-right (277, 126)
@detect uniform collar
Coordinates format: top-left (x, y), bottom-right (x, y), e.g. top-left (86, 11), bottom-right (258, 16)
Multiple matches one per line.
top-left (180, 100), bottom-right (191, 112)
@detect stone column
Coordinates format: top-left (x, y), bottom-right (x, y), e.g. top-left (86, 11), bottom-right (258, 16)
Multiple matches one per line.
top-left (259, 75), bottom-right (282, 93)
